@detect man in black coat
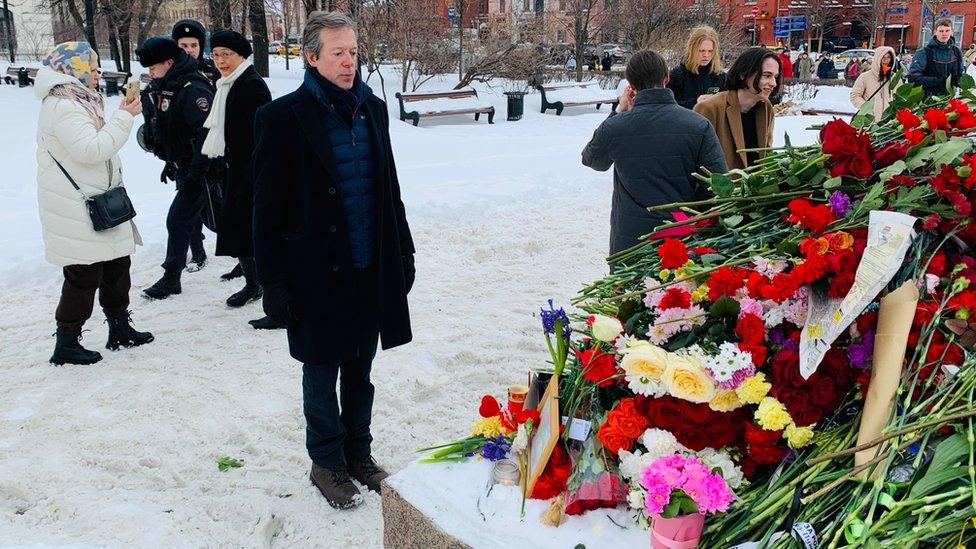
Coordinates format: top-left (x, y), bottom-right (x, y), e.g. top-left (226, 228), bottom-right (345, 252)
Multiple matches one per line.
top-left (136, 38), bottom-right (215, 300)
top-left (253, 11), bottom-right (415, 510)
top-left (582, 50), bottom-right (727, 259)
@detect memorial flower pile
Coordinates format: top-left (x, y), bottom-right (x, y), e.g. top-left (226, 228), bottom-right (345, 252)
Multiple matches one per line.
top-left (423, 77), bottom-right (976, 546)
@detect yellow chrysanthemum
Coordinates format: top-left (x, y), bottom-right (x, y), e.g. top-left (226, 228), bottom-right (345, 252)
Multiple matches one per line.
top-left (471, 416), bottom-right (508, 438)
top-left (709, 389), bottom-right (744, 412)
top-left (735, 373), bottom-right (772, 405)
top-left (659, 269), bottom-right (671, 281)
top-left (784, 423), bottom-right (815, 448)
top-left (755, 397), bottom-right (792, 431)
top-left (691, 284), bottom-right (709, 303)
top-left (663, 354), bottom-right (716, 404)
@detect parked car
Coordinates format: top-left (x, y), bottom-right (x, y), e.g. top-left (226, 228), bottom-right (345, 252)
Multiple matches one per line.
top-left (601, 43), bottom-right (632, 63)
top-left (834, 48), bottom-right (874, 72)
top-left (277, 43), bottom-right (301, 56)
top-left (268, 41), bottom-right (282, 54)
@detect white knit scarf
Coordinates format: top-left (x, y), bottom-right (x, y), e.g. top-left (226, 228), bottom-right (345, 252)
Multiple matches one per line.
top-left (202, 58), bottom-right (253, 158)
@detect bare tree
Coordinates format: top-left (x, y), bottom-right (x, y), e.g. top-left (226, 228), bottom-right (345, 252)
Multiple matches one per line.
top-left (386, 0), bottom-right (454, 92)
top-left (249, 0), bottom-right (270, 76)
top-left (552, 0), bottom-right (607, 81)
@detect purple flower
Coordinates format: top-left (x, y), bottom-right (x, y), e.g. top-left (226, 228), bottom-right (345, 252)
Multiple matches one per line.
top-left (540, 299), bottom-right (571, 339)
top-left (828, 191), bottom-right (852, 218)
top-left (848, 330), bottom-right (875, 368)
top-left (481, 436), bottom-right (512, 461)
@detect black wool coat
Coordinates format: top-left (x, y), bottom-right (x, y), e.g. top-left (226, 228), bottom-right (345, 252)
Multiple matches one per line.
top-left (252, 84), bottom-right (415, 364)
top-left (215, 65), bottom-right (271, 258)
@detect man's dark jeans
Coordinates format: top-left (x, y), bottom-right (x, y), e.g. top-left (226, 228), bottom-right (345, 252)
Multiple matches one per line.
top-left (302, 266), bottom-right (379, 468)
top-left (161, 182), bottom-right (205, 275)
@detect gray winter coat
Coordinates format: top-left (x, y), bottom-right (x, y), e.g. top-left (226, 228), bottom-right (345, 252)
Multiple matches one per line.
top-left (582, 87), bottom-right (727, 256)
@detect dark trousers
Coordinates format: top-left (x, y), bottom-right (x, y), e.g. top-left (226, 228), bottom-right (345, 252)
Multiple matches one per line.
top-left (161, 183), bottom-right (205, 275)
top-left (303, 267), bottom-right (379, 468)
top-left (191, 215), bottom-right (204, 246)
top-left (56, 256), bottom-right (131, 332)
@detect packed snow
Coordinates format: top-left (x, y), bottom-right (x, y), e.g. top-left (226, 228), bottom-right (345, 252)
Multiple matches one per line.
top-left (0, 57), bottom-right (836, 546)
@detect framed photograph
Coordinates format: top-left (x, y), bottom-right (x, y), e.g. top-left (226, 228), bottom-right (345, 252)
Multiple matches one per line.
top-left (524, 375), bottom-right (560, 496)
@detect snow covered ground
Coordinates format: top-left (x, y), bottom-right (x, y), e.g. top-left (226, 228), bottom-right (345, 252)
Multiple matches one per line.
top-left (0, 58), bottom-right (833, 547)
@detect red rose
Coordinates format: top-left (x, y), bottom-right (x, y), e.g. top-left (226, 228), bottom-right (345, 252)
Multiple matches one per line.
top-left (736, 313), bottom-right (766, 345)
top-left (658, 287), bottom-right (692, 310)
top-left (827, 271), bottom-right (856, 298)
top-left (606, 398), bottom-right (649, 439)
top-left (658, 238), bottom-right (689, 269)
top-left (597, 424), bottom-right (634, 454)
top-left (530, 442), bottom-right (572, 500)
top-left (924, 108), bottom-right (949, 132)
top-left (769, 348), bottom-right (804, 387)
top-left (576, 348), bottom-right (619, 388)
top-left (872, 141), bottom-right (911, 168)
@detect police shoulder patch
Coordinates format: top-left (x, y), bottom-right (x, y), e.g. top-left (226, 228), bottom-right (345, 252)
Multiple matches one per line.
top-left (196, 97), bottom-right (210, 111)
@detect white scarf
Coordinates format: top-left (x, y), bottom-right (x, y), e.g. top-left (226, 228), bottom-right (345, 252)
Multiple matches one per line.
top-left (202, 58), bottom-right (253, 158)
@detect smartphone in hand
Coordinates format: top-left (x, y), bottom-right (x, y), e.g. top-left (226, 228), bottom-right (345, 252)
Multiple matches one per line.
top-left (706, 87), bottom-right (720, 94)
top-left (125, 81), bottom-right (140, 103)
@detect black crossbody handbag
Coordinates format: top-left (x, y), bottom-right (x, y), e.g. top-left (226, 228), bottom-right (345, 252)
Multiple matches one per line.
top-left (49, 153), bottom-right (136, 232)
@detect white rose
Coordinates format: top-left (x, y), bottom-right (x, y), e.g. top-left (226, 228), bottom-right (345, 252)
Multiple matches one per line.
top-left (591, 314), bottom-right (623, 342)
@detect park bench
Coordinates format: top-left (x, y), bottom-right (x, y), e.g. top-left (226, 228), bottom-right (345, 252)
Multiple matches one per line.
top-left (535, 81), bottom-right (618, 115)
top-left (4, 66), bottom-right (38, 86)
top-left (395, 87), bottom-right (495, 126)
top-left (100, 70), bottom-right (130, 96)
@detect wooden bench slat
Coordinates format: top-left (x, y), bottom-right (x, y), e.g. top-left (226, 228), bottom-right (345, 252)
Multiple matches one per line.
top-left (395, 87), bottom-right (495, 126)
top-left (535, 82), bottom-right (618, 116)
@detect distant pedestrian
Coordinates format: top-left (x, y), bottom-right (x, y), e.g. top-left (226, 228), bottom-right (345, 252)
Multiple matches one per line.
top-left (850, 46), bottom-right (899, 120)
top-left (795, 52), bottom-right (813, 81)
top-left (601, 52), bottom-right (613, 71)
top-left (582, 49), bottom-right (727, 256)
top-left (817, 53), bottom-right (838, 79)
top-left (908, 18), bottom-right (964, 97)
top-left (667, 25), bottom-right (727, 109)
top-left (778, 48), bottom-right (793, 80)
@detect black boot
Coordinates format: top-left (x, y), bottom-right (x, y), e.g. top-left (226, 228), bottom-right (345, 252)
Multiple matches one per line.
top-left (50, 330), bottom-right (102, 365)
top-left (248, 316), bottom-right (287, 330)
top-left (143, 272), bottom-right (182, 300)
top-left (220, 264), bottom-right (243, 281)
top-left (187, 241), bottom-right (207, 272)
top-left (106, 312), bottom-right (155, 350)
top-left (226, 258), bottom-right (262, 308)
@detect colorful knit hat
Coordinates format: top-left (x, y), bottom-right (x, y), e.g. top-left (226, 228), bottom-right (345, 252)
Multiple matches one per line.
top-left (42, 42), bottom-right (99, 86)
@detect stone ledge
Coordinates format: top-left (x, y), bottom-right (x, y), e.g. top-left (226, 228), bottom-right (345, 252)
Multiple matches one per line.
top-left (381, 479), bottom-right (471, 549)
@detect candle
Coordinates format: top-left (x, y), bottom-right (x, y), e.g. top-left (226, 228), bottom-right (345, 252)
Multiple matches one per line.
top-left (491, 459), bottom-right (521, 486)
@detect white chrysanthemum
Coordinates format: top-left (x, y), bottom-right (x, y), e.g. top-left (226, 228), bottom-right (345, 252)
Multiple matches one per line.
top-left (591, 314), bottom-right (624, 342)
top-left (627, 488), bottom-right (646, 510)
top-left (640, 428), bottom-right (686, 460)
top-left (617, 449), bottom-right (645, 480)
top-left (763, 302), bottom-right (785, 328)
top-left (696, 448), bottom-right (744, 489)
top-left (615, 334), bottom-right (642, 352)
top-left (704, 342), bottom-right (754, 384)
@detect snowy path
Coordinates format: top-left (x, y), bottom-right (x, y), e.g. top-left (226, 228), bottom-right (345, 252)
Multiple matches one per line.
top-left (0, 61), bottom-right (831, 546)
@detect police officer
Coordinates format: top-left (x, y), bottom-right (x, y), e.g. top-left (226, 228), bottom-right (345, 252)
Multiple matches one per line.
top-left (172, 19), bottom-right (219, 270)
top-left (136, 37), bottom-right (214, 300)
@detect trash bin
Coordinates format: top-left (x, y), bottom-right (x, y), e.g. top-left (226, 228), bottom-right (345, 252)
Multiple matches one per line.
top-left (17, 67), bottom-right (30, 87)
top-left (105, 77), bottom-right (119, 97)
top-left (504, 91), bottom-right (526, 122)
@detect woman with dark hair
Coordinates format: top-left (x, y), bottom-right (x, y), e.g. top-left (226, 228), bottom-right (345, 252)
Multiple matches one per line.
top-left (201, 30), bottom-right (281, 329)
top-left (667, 25), bottom-right (727, 109)
top-left (694, 47), bottom-right (780, 170)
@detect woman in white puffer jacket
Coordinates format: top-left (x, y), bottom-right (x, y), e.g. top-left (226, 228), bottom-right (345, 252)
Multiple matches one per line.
top-left (36, 42), bottom-right (154, 365)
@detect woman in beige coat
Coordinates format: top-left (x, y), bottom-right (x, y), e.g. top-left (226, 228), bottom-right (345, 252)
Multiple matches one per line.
top-left (36, 42), bottom-right (154, 364)
top-left (850, 46), bottom-right (898, 121)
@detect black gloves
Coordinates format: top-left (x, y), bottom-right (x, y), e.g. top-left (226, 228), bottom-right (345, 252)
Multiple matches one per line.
top-left (403, 254), bottom-right (415, 294)
top-left (263, 281), bottom-right (296, 326)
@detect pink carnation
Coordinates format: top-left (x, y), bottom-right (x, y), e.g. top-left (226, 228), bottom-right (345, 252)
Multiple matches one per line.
top-left (639, 454), bottom-right (734, 516)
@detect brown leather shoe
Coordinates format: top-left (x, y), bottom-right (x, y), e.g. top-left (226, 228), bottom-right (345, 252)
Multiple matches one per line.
top-left (348, 455), bottom-right (389, 493)
top-left (310, 464), bottom-right (363, 509)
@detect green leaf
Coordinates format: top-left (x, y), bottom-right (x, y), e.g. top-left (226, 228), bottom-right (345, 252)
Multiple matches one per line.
top-left (852, 100), bottom-right (875, 128)
top-left (662, 498), bottom-right (681, 518)
top-left (710, 173), bottom-right (733, 198)
top-left (722, 215), bottom-right (744, 228)
top-left (856, 183), bottom-right (886, 214)
top-left (699, 253), bottom-right (725, 266)
top-left (878, 160), bottom-right (907, 184)
top-left (824, 176), bottom-right (842, 189)
top-left (709, 296), bottom-right (740, 318)
top-left (928, 433), bottom-right (968, 473)
top-left (217, 456), bottom-right (244, 472)
top-left (959, 73), bottom-right (975, 90)
top-left (908, 465), bottom-right (968, 499)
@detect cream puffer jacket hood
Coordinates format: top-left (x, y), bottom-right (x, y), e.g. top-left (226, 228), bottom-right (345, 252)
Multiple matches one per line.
top-left (850, 46), bottom-right (899, 122)
top-left (35, 67), bottom-right (141, 267)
